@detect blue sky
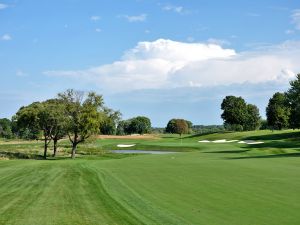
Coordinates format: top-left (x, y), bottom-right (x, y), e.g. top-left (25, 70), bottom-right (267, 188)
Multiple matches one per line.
top-left (1, 0), bottom-right (300, 126)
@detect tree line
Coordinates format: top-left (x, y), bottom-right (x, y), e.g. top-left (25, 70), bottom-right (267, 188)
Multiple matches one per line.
top-left (220, 73), bottom-right (300, 131)
top-left (266, 74), bottom-right (300, 130)
top-left (0, 89), bottom-right (153, 159)
top-left (1, 74), bottom-right (300, 158)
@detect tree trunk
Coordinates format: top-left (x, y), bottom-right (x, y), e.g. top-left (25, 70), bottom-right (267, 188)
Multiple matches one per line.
top-left (44, 138), bottom-right (48, 159)
top-left (53, 138), bottom-right (58, 157)
top-left (71, 143), bottom-right (77, 159)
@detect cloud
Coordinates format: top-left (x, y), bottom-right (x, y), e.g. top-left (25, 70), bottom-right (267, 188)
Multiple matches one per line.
top-left (0, 3), bottom-right (8, 9)
top-left (95, 28), bottom-right (102, 32)
top-left (291, 9), bottom-right (300, 30)
top-left (159, 3), bottom-right (193, 15)
top-left (119, 14), bottom-right (147, 22)
top-left (285, 29), bottom-right (295, 34)
top-left (16, 70), bottom-right (28, 77)
top-left (90, 16), bottom-right (100, 21)
top-left (44, 39), bottom-right (300, 94)
top-left (162, 5), bottom-right (184, 13)
top-left (1, 34), bottom-right (12, 41)
top-left (207, 38), bottom-right (231, 46)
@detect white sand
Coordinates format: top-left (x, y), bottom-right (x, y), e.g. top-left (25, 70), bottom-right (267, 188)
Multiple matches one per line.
top-left (198, 139), bottom-right (238, 143)
top-left (224, 140), bottom-right (239, 143)
top-left (198, 139), bottom-right (263, 144)
top-left (117, 144), bottom-right (136, 148)
top-left (247, 141), bottom-right (264, 145)
top-left (198, 140), bottom-right (211, 143)
top-left (212, 139), bottom-right (238, 143)
top-left (212, 139), bottom-right (227, 143)
top-left (238, 140), bottom-right (264, 145)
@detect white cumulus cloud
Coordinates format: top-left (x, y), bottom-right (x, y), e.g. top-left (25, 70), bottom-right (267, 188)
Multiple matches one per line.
top-left (0, 3), bottom-right (8, 9)
top-left (120, 14), bottom-right (147, 22)
top-left (90, 16), bottom-right (100, 21)
top-left (44, 39), bottom-right (300, 93)
top-left (1, 34), bottom-right (12, 41)
top-left (291, 9), bottom-right (300, 30)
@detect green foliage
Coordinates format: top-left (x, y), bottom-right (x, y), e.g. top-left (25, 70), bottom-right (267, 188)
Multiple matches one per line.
top-left (128, 116), bottom-right (151, 134)
top-left (13, 102), bottom-right (41, 140)
top-left (286, 74), bottom-right (300, 129)
top-left (116, 116), bottom-right (151, 135)
top-left (266, 92), bottom-right (290, 130)
top-left (221, 96), bottom-right (261, 131)
top-left (165, 119), bottom-right (189, 136)
top-left (0, 118), bottom-right (13, 139)
top-left (13, 99), bottom-right (68, 158)
top-left (116, 120), bottom-right (130, 135)
top-left (99, 109), bottom-right (122, 135)
top-left (244, 104), bottom-right (261, 131)
top-left (192, 125), bottom-right (225, 134)
top-left (221, 96), bottom-right (248, 128)
top-left (58, 89), bottom-right (104, 158)
top-left (259, 119), bottom-right (269, 130)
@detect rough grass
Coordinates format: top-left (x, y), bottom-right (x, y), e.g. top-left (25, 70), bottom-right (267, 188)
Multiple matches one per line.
top-left (1, 130), bottom-right (300, 224)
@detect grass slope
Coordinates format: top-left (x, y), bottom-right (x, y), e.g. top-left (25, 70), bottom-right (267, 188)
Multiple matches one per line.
top-left (1, 130), bottom-right (300, 224)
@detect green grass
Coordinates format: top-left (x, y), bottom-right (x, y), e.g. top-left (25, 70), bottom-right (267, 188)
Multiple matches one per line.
top-left (1, 130), bottom-right (300, 224)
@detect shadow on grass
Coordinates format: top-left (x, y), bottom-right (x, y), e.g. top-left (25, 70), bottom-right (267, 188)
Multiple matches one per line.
top-left (227, 152), bottom-right (300, 160)
top-left (245, 131), bottom-right (300, 141)
top-left (240, 141), bottom-right (300, 150)
top-left (0, 151), bottom-right (73, 160)
top-left (0, 151), bottom-right (44, 159)
top-left (203, 150), bottom-right (250, 154)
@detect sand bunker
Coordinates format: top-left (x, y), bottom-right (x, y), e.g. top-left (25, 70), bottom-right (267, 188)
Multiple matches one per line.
top-left (198, 140), bottom-right (211, 143)
top-left (198, 139), bottom-right (263, 144)
top-left (238, 140), bottom-right (264, 145)
top-left (212, 139), bottom-right (238, 143)
top-left (117, 144), bottom-right (136, 148)
top-left (199, 139), bottom-right (238, 143)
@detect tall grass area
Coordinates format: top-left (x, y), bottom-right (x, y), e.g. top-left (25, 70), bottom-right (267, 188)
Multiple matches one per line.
top-left (1, 130), bottom-right (300, 224)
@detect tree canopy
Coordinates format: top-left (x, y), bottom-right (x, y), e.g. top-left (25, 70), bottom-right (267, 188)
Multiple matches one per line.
top-left (165, 119), bottom-right (189, 136)
top-left (0, 118), bottom-right (13, 139)
top-left (266, 92), bottom-right (290, 130)
top-left (221, 96), bottom-right (261, 131)
top-left (285, 74), bottom-right (300, 129)
top-left (58, 89), bottom-right (104, 159)
top-left (116, 116), bottom-right (151, 135)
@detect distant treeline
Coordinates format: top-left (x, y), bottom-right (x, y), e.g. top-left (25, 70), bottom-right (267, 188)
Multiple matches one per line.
top-left (220, 73), bottom-right (300, 131)
top-left (1, 73), bottom-right (300, 158)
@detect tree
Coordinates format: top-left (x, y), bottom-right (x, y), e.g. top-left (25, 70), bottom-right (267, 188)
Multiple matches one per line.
top-left (13, 103), bottom-right (41, 140)
top-left (244, 104), bottom-right (261, 131)
top-left (285, 74), bottom-right (300, 129)
top-left (14, 102), bottom-right (55, 159)
top-left (0, 118), bottom-right (13, 139)
top-left (165, 119), bottom-right (189, 137)
top-left (221, 96), bottom-right (248, 130)
top-left (174, 119), bottom-right (189, 137)
top-left (116, 120), bottom-right (130, 135)
top-left (58, 89), bottom-right (103, 159)
top-left (43, 99), bottom-right (67, 157)
top-left (165, 119), bottom-right (177, 134)
top-left (128, 116), bottom-right (151, 135)
top-left (266, 92), bottom-right (290, 130)
top-left (221, 96), bottom-right (261, 131)
top-left (99, 108), bottom-right (122, 135)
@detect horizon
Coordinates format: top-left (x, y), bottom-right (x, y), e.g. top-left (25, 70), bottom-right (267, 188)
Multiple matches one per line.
top-left (1, 0), bottom-right (300, 127)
